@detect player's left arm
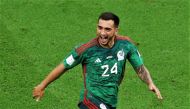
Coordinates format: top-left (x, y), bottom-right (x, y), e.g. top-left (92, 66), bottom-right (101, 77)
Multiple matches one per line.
top-left (135, 65), bottom-right (163, 100)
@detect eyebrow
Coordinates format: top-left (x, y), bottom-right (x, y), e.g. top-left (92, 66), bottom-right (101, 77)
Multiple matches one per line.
top-left (98, 25), bottom-right (103, 28)
top-left (105, 27), bottom-right (111, 30)
top-left (98, 25), bottom-right (112, 30)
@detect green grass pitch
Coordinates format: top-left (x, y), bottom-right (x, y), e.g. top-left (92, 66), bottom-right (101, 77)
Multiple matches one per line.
top-left (0, 0), bottom-right (189, 108)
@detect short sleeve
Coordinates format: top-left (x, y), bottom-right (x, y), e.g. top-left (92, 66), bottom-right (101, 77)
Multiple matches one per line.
top-left (127, 45), bottom-right (143, 68)
top-left (63, 49), bottom-right (83, 70)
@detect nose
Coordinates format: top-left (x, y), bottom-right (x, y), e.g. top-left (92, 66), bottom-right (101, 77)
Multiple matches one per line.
top-left (100, 29), bottom-right (106, 36)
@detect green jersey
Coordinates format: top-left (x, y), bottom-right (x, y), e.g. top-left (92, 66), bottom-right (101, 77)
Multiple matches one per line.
top-left (63, 36), bottom-right (143, 107)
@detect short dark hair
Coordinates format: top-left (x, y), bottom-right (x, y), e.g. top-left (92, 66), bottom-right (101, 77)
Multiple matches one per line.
top-left (98, 12), bottom-right (120, 28)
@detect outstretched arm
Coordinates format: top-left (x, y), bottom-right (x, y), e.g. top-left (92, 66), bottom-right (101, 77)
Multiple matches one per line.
top-left (135, 65), bottom-right (163, 100)
top-left (33, 63), bottom-right (66, 101)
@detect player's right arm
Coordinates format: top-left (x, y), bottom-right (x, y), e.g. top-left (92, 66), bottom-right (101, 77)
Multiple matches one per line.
top-left (33, 63), bottom-right (66, 101)
top-left (32, 39), bottom-right (94, 101)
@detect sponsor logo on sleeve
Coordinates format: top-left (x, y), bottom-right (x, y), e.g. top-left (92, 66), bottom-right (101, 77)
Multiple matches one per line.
top-left (66, 55), bottom-right (75, 65)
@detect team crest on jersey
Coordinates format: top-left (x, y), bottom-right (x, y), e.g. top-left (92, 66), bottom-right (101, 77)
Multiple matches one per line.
top-left (117, 49), bottom-right (124, 61)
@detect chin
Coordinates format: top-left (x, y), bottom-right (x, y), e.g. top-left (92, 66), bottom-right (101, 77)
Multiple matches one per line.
top-left (101, 41), bottom-right (109, 45)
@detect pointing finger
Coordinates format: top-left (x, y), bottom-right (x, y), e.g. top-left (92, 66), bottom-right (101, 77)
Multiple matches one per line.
top-left (36, 97), bottom-right (41, 102)
top-left (155, 89), bottom-right (163, 100)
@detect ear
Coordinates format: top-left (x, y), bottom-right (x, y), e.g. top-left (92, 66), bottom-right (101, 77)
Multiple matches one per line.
top-left (115, 27), bottom-right (119, 35)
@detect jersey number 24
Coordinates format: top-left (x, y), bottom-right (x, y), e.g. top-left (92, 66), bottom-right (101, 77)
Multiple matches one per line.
top-left (101, 63), bottom-right (118, 77)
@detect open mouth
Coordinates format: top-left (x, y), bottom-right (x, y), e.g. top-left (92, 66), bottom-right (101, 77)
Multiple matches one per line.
top-left (100, 36), bottom-right (108, 39)
top-left (99, 36), bottom-right (109, 44)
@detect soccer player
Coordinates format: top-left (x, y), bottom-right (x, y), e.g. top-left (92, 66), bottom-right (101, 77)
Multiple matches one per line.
top-left (33, 12), bottom-right (163, 109)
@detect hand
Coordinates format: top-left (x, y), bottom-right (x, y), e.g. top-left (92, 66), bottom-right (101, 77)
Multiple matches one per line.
top-left (33, 84), bottom-right (45, 102)
top-left (149, 83), bottom-right (163, 100)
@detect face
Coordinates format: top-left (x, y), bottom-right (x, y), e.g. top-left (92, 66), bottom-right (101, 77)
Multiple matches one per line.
top-left (97, 19), bottom-right (118, 48)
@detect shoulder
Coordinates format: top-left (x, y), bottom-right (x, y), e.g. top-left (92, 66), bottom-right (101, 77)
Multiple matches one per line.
top-left (116, 35), bottom-right (131, 41)
top-left (76, 37), bottom-right (98, 55)
top-left (116, 35), bottom-right (139, 46)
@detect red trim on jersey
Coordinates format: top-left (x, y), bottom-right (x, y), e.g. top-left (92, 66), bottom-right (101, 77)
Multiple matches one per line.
top-left (83, 91), bottom-right (99, 109)
top-left (116, 35), bottom-right (139, 45)
top-left (82, 64), bottom-right (87, 88)
top-left (76, 38), bottom-right (98, 55)
top-left (82, 64), bottom-right (99, 109)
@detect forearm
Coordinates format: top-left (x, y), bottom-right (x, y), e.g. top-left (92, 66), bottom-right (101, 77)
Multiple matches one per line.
top-left (135, 65), bottom-right (154, 85)
top-left (39, 63), bottom-right (66, 90)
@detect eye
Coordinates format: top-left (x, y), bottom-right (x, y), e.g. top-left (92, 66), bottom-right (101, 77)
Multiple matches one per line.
top-left (98, 26), bottom-right (103, 30)
top-left (105, 28), bottom-right (111, 32)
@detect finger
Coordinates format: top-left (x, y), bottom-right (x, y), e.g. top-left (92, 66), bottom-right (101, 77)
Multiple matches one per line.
top-left (33, 88), bottom-right (38, 96)
top-left (150, 88), bottom-right (156, 93)
top-left (156, 93), bottom-right (163, 100)
top-left (32, 88), bottom-right (42, 98)
top-left (32, 90), bottom-right (40, 99)
top-left (36, 97), bottom-right (41, 102)
top-left (158, 95), bottom-right (163, 100)
top-left (32, 91), bottom-right (38, 98)
top-left (155, 90), bottom-right (163, 100)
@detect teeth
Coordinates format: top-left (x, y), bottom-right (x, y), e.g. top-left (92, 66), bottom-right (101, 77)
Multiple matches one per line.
top-left (101, 36), bottom-right (108, 39)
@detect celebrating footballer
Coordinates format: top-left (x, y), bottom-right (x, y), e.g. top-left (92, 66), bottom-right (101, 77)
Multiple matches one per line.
top-left (33, 12), bottom-right (163, 109)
